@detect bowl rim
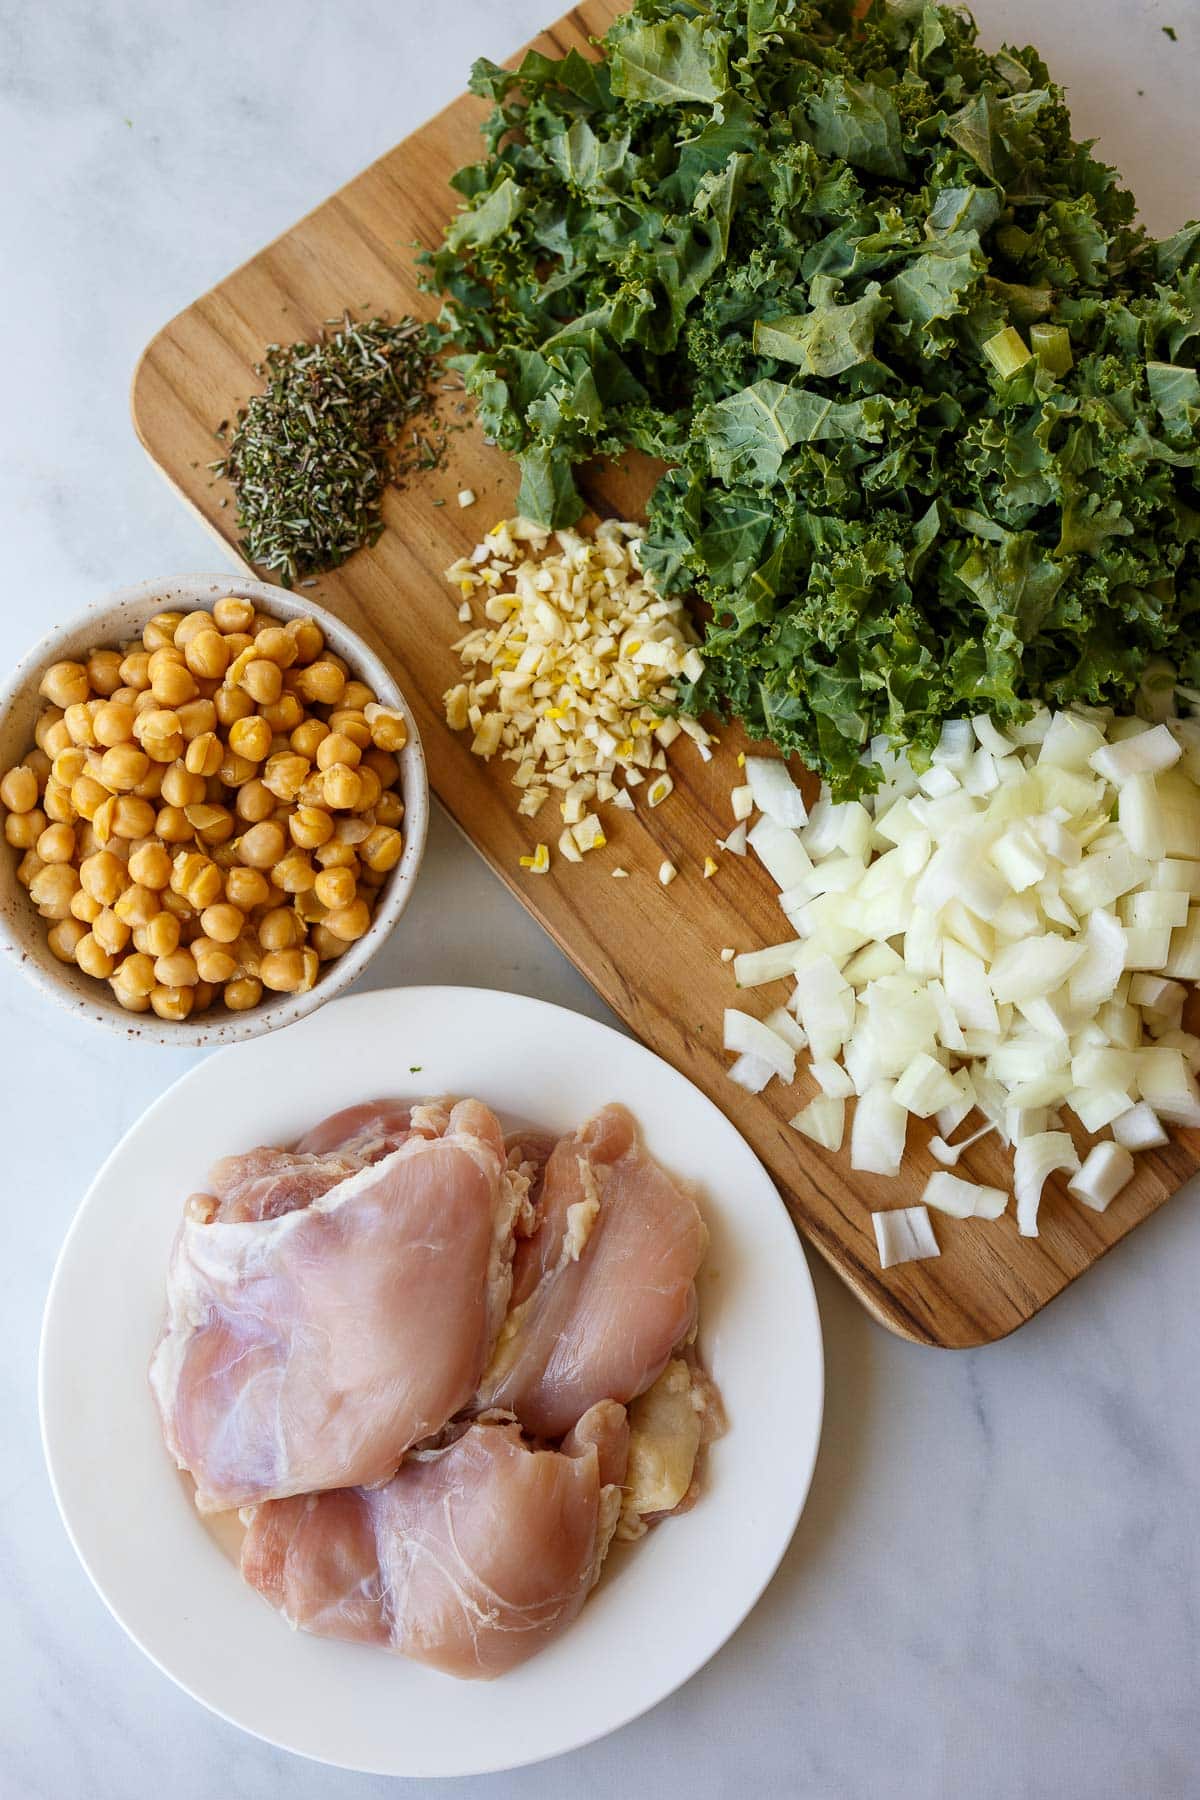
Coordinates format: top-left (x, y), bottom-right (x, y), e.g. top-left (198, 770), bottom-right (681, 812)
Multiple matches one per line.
top-left (0, 573), bottom-right (429, 1048)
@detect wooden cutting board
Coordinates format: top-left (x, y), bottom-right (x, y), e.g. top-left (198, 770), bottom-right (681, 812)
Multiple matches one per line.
top-left (131, 0), bottom-right (1200, 1347)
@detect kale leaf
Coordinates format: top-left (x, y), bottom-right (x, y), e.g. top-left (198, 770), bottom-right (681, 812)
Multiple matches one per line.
top-left (428, 0), bottom-right (1200, 793)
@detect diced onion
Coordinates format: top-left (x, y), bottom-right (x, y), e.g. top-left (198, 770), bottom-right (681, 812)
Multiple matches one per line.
top-left (745, 757), bottom-right (809, 827)
top-left (922, 1171), bottom-right (1008, 1219)
top-left (733, 941), bottom-right (805, 988)
top-left (790, 1096), bottom-right (845, 1151)
top-left (723, 1010), bottom-right (796, 1083)
top-left (1068, 1142), bottom-right (1135, 1213)
top-left (1014, 1132), bottom-right (1080, 1237)
top-left (873, 1205), bottom-right (939, 1269)
top-left (851, 1081), bottom-right (908, 1177)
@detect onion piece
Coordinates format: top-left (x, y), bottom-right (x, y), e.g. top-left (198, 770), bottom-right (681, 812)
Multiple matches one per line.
top-left (1014, 1131), bottom-right (1080, 1237)
top-left (922, 1171), bottom-right (1008, 1219)
top-left (989, 934), bottom-right (1085, 1004)
top-left (872, 1205), bottom-right (939, 1270)
top-left (790, 1096), bottom-right (845, 1151)
top-left (1111, 1101), bottom-right (1169, 1150)
top-left (747, 817), bottom-right (814, 889)
top-left (792, 957), bottom-right (855, 1059)
top-left (892, 1052), bottom-right (961, 1118)
top-left (1068, 1142), bottom-right (1135, 1213)
top-left (929, 1119), bottom-right (996, 1165)
top-left (727, 1051), bottom-right (775, 1094)
top-left (745, 757), bottom-right (809, 827)
top-left (851, 1080), bottom-right (908, 1177)
top-left (718, 821), bottom-right (748, 856)
top-left (733, 941), bottom-right (806, 988)
top-left (1090, 722), bottom-right (1182, 786)
top-left (723, 1010), bottom-right (796, 1083)
top-left (810, 1058), bottom-right (855, 1099)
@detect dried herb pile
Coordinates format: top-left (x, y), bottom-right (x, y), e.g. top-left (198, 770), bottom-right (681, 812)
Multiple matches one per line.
top-left (428, 0), bottom-right (1200, 793)
top-left (213, 315), bottom-right (446, 586)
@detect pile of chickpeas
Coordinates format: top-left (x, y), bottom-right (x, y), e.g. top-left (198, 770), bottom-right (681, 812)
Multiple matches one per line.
top-left (0, 597), bottom-right (408, 1021)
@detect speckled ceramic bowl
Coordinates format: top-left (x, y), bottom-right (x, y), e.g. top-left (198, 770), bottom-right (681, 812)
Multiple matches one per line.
top-left (0, 574), bottom-right (428, 1046)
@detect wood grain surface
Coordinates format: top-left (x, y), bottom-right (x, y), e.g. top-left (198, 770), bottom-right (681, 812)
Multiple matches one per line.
top-left (131, 0), bottom-right (1200, 1346)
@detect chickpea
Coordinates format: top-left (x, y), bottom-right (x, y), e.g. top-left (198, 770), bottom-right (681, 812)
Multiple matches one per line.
top-left (98, 743), bottom-right (150, 793)
top-left (261, 693), bottom-right (304, 733)
top-left (221, 632), bottom-right (255, 662)
top-left (294, 887), bottom-right (326, 924)
top-left (142, 612), bottom-right (183, 651)
top-left (114, 951), bottom-right (158, 998)
top-left (261, 752), bottom-right (309, 804)
top-left (229, 715), bottom-right (272, 762)
top-left (70, 888), bottom-right (103, 925)
top-left (118, 650), bottom-right (152, 691)
top-left (75, 932), bottom-right (116, 980)
top-left (288, 805), bottom-right (334, 850)
top-left (224, 975), bottom-right (262, 1011)
top-left (361, 825), bottom-right (404, 873)
top-left (159, 763), bottom-right (204, 809)
top-left (63, 703), bottom-right (97, 748)
top-left (218, 749), bottom-right (259, 790)
top-left (150, 984), bottom-right (194, 1022)
top-left (184, 630), bottom-right (229, 681)
top-left (194, 904), bottom-right (240, 947)
top-left (258, 905), bottom-right (304, 952)
top-left (184, 731), bottom-right (223, 779)
top-left (93, 701), bottom-right (135, 748)
top-left (176, 698), bottom-right (218, 741)
top-left (43, 780), bottom-right (76, 825)
top-left (109, 795), bottom-right (156, 840)
top-left (92, 907), bottom-right (132, 957)
top-left (375, 790), bottom-right (405, 830)
top-left (322, 764), bottom-right (363, 811)
top-left (171, 851), bottom-right (223, 912)
top-left (328, 709), bottom-right (372, 750)
top-left (365, 704), bottom-right (409, 753)
top-left (48, 917), bottom-right (89, 964)
top-left (126, 841), bottom-right (170, 890)
top-left (5, 807), bottom-right (47, 850)
top-left (214, 683), bottom-right (254, 729)
top-left (186, 802), bottom-right (234, 845)
top-left (253, 625), bottom-right (298, 668)
top-left (311, 923), bottom-right (349, 961)
top-left (213, 596), bottom-right (255, 634)
top-left (192, 936), bottom-right (238, 983)
top-left (16, 850), bottom-right (43, 887)
top-left (25, 747), bottom-right (51, 787)
top-left (315, 840), bottom-right (358, 871)
top-left (113, 882), bottom-right (160, 929)
top-left (238, 659), bottom-right (283, 707)
top-left (30, 863), bottom-right (80, 920)
top-left (295, 660), bottom-right (346, 706)
top-left (314, 732), bottom-right (360, 774)
top-left (234, 779), bottom-right (275, 824)
top-left (34, 708), bottom-right (64, 752)
top-left (132, 688), bottom-right (160, 719)
top-left (151, 807), bottom-right (189, 847)
top-left (86, 648), bottom-right (124, 697)
top-left (39, 661), bottom-right (90, 709)
top-left (225, 866), bottom-right (270, 911)
top-left (41, 718), bottom-right (73, 758)
top-left (355, 768), bottom-right (382, 812)
top-left (36, 821), bottom-right (75, 864)
top-left (287, 617), bottom-right (324, 664)
top-left (133, 912), bottom-right (180, 959)
top-left (238, 819), bottom-right (288, 870)
top-left (132, 761), bottom-right (166, 801)
top-left (172, 610), bottom-right (214, 648)
top-left (363, 747), bottom-right (400, 789)
top-left (150, 658), bottom-right (198, 710)
top-left (261, 946), bottom-right (319, 993)
top-left (134, 708), bottom-right (184, 762)
top-left (272, 849), bottom-right (315, 895)
top-left (232, 931), bottom-right (263, 978)
top-left (342, 679), bottom-right (375, 711)
top-left (1, 765), bottom-right (39, 812)
top-left (314, 866), bottom-right (357, 911)
top-left (153, 946), bottom-right (200, 988)
top-left (286, 721), bottom-right (325, 763)
top-left (78, 849), bottom-right (128, 906)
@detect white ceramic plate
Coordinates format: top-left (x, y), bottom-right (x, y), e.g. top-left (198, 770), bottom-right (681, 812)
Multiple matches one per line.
top-left (40, 986), bottom-right (823, 1778)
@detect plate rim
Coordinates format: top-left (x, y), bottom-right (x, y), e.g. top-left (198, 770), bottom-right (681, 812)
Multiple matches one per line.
top-left (39, 984), bottom-right (825, 1777)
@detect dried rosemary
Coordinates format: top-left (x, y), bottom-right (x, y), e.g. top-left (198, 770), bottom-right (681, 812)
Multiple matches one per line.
top-left (212, 314), bottom-right (445, 586)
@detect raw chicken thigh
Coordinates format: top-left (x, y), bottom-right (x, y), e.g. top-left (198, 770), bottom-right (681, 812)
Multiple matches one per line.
top-left (240, 1408), bottom-right (627, 1679)
top-left (152, 1099), bottom-right (521, 1512)
top-left (204, 1100), bottom-right (431, 1224)
top-left (478, 1104), bottom-right (708, 1438)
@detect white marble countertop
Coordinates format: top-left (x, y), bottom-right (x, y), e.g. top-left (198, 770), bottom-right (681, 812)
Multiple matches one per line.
top-left (3, 1), bottom-right (1199, 1794)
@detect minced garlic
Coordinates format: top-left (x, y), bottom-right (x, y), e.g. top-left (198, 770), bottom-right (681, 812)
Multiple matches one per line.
top-left (443, 519), bottom-right (712, 859)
